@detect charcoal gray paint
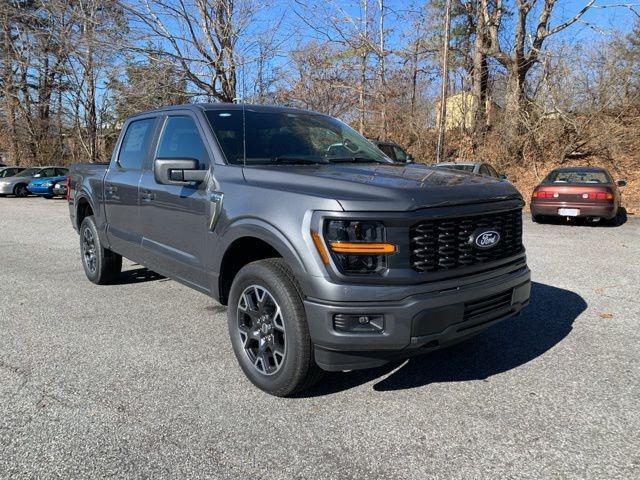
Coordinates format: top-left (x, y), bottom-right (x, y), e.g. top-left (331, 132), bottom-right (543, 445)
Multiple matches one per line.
top-left (69, 103), bottom-right (530, 371)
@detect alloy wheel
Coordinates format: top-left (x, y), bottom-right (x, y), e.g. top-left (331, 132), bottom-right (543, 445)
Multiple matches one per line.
top-left (82, 227), bottom-right (97, 274)
top-left (237, 285), bottom-right (286, 376)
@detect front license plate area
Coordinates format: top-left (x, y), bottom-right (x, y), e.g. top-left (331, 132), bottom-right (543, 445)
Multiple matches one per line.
top-left (558, 208), bottom-right (580, 216)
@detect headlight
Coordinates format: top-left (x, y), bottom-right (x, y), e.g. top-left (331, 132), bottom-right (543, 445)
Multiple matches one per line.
top-left (323, 220), bottom-right (395, 274)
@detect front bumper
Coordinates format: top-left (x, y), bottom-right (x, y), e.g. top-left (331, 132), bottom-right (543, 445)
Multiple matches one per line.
top-left (28, 185), bottom-right (54, 196)
top-left (0, 183), bottom-right (15, 194)
top-left (531, 201), bottom-right (616, 219)
top-left (305, 265), bottom-right (531, 371)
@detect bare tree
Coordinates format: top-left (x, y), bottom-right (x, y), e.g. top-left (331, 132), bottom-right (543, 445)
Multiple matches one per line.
top-left (125, 0), bottom-right (263, 102)
top-left (479, 0), bottom-right (596, 121)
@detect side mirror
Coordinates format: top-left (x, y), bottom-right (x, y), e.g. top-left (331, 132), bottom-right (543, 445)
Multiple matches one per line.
top-left (154, 158), bottom-right (207, 185)
top-left (617, 179), bottom-right (626, 187)
top-left (406, 155), bottom-right (414, 163)
top-left (500, 173), bottom-right (508, 180)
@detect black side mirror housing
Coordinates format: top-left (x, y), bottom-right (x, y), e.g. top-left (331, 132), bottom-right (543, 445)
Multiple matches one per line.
top-left (154, 158), bottom-right (207, 185)
top-left (617, 179), bottom-right (627, 187)
top-left (405, 155), bottom-right (414, 163)
top-left (500, 173), bottom-right (508, 180)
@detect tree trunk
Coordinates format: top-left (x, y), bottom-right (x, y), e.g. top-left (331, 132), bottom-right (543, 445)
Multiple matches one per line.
top-left (470, 3), bottom-right (488, 146)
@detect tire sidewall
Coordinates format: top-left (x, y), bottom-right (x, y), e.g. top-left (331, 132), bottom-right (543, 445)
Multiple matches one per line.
top-left (14, 184), bottom-right (28, 197)
top-left (227, 262), bottom-right (308, 394)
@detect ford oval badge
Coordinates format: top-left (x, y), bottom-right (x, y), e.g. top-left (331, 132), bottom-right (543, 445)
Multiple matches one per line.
top-left (471, 229), bottom-right (501, 249)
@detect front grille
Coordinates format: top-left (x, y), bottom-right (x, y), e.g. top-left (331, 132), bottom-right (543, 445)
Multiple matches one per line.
top-left (463, 289), bottom-right (514, 322)
top-left (410, 209), bottom-right (523, 272)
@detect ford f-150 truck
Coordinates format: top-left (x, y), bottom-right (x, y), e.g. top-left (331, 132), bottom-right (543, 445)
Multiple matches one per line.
top-left (68, 104), bottom-right (530, 396)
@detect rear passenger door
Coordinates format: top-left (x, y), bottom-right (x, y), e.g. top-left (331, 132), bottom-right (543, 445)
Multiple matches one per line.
top-left (104, 116), bottom-right (158, 260)
top-left (138, 112), bottom-right (212, 292)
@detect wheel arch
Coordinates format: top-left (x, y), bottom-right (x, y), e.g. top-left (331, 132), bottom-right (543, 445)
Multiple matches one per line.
top-left (215, 221), bottom-right (309, 306)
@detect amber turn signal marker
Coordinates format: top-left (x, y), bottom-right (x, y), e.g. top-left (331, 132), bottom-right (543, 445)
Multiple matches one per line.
top-left (311, 231), bottom-right (330, 264)
top-left (329, 242), bottom-right (396, 254)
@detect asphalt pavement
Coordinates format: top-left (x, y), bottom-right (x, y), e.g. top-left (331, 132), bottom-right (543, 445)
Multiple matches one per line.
top-left (1, 197), bottom-right (639, 479)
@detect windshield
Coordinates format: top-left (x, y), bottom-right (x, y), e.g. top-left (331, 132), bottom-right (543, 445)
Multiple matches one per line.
top-left (205, 109), bottom-right (390, 165)
top-left (15, 168), bottom-right (40, 177)
top-left (544, 170), bottom-right (611, 184)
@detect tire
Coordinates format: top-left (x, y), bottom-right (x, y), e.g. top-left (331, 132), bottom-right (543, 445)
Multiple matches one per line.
top-left (227, 258), bottom-right (324, 396)
top-left (13, 184), bottom-right (29, 197)
top-left (79, 215), bottom-right (122, 284)
top-left (43, 195), bottom-right (54, 199)
top-left (531, 214), bottom-right (544, 223)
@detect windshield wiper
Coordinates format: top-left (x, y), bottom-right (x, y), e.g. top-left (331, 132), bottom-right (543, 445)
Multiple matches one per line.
top-left (271, 156), bottom-right (329, 165)
top-left (326, 156), bottom-right (387, 164)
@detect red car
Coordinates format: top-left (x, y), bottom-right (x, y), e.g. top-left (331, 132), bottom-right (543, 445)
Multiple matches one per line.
top-left (531, 167), bottom-right (626, 223)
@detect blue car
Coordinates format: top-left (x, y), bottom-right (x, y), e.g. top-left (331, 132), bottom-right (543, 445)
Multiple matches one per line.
top-left (27, 169), bottom-right (69, 198)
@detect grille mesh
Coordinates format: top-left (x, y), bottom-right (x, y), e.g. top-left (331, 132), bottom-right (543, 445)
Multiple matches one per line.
top-left (410, 209), bottom-right (523, 272)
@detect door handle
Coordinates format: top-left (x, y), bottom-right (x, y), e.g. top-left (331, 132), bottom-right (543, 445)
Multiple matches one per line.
top-left (141, 191), bottom-right (155, 202)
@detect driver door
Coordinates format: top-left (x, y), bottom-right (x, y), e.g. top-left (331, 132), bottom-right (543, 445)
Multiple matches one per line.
top-left (138, 112), bottom-right (213, 292)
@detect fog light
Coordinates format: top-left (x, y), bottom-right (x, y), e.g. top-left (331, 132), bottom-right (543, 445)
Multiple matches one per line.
top-left (333, 314), bottom-right (384, 333)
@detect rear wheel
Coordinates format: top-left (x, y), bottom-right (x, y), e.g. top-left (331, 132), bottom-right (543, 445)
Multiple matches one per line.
top-left (13, 184), bottom-right (28, 197)
top-left (227, 258), bottom-right (323, 396)
top-left (531, 214), bottom-right (544, 223)
top-left (79, 215), bottom-right (122, 284)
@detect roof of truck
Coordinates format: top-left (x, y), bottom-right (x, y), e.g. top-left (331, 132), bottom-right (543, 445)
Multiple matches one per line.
top-left (128, 103), bottom-right (326, 119)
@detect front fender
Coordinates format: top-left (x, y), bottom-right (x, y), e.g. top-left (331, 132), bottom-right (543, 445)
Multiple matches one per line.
top-left (212, 218), bottom-right (317, 300)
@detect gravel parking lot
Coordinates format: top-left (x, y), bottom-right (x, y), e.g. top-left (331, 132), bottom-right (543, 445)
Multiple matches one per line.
top-left (1, 197), bottom-right (639, 479)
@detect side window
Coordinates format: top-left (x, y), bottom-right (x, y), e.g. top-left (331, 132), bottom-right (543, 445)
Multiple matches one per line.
top-left (41, 168), bottom-right (57, 177)
top-left (156, 116), bottom-right (208, 166)
top-left (56, 168), bottom-right (69, 176)
top-left (479, 165), bottom-right (491, 176)
top-left (487, 165), bottom-right (499, 178)
top-left (118, 118), bottom-right (156, 169)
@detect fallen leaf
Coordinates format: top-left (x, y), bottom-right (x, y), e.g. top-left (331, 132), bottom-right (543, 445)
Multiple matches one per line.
top-left (599, 312), bottom-right (613, 319)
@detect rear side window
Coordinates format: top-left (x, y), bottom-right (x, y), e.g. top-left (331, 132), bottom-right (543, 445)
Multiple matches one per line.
top-left (56, 168), bottom-right (68, 176)
top-left (118, 118), bottom-right (156, 169)
top-left (156, 116), bottom-right (208, 166)
top-left (479, 165), bottom-right (491, 176)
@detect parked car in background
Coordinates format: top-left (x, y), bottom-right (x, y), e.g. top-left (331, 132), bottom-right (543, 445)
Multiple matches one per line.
top-left (370, 139), bottom-right (413, 163)
top-left (27, 170), bottom-right (69, 198)
top-left (52, 179), bottom-right (68, 198)
top-left (434, 161), bottom-right (506, 180)
top-left (67, 103), bottom-right (530, 396)
top-left (0, 166), bottom-right (67, 197)
top-left (530, 167), bottom-right (625, 223)
top-left (0, 166), bottom-right (24, 179)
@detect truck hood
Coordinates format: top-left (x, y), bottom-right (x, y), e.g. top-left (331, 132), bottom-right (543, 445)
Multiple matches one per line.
top-left (242, 163), bottom-right (522, 211)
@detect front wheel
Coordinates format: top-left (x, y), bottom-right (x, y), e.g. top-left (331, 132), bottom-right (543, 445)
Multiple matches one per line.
top-left (79, 215), bottom-right (122, 284)
top-left (227, 259), bottom-right (323, 396)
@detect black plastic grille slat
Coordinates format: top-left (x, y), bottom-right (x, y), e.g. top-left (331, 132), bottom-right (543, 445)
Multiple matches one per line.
top-left (464, 292), bottom-right (513, 319)
top-left (410, 209), bottom-right (524, 273)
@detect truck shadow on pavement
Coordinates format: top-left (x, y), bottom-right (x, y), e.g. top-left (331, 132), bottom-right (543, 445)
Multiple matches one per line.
top-left (299, 281), bottom-right (586, 396)
top-left (112, 267), bottom-right (166, 284)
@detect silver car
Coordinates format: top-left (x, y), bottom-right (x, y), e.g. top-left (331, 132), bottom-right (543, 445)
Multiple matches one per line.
top-left (0, 166), bottom-right (66, 197)
top-left (0, 166), bottom-right (24, 179)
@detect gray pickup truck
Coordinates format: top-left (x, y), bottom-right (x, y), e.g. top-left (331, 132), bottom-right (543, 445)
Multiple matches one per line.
top-left (68, 104), bottom-right (530, 396)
